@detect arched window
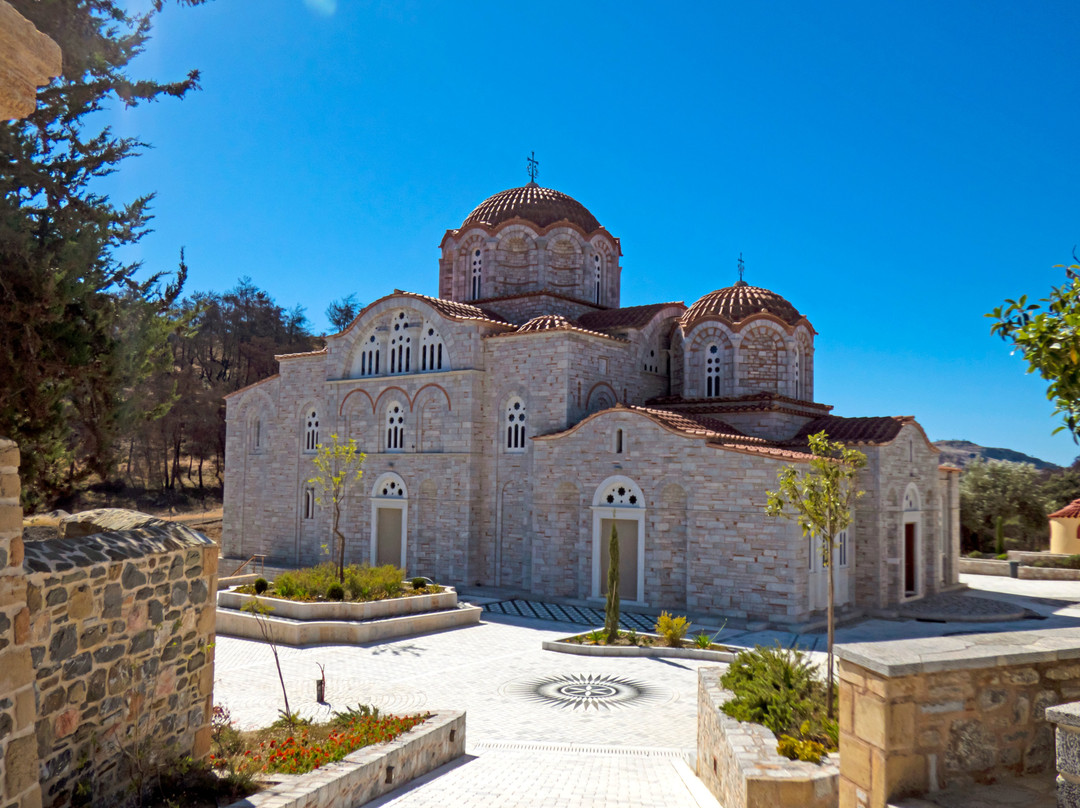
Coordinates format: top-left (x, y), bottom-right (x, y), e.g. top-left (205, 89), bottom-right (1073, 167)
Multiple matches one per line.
top-left (598, 478), bottom-right (643, 507)
top-left (506, 397), bottom-right (527, 451)
top-left (593, 254), bottom-right (602, 303)
top-left (389, 312), bottom-right (411, 374)
top-left (615, 428), bottom-right (624, 454)
top-left (303, 409), bottom-right (319, 453)
top-left (386, 401), bottom-right (406, 451)
top-left (705, 343), bottom-right (723, 398)
top-left (793, 345), bottom-right (802, 399)
top-left (471, 248), bottom-right (483, 300)
top-left (421, 325), bottom-right (446, 371)
top-left (250, 416), bottom-right (262, 453)
top-left (302, 486), bottom-right (316, 520)
top-left (836, 527), bottom-right (849, 567)
top-left (360, 334), bottom-right (380, 377)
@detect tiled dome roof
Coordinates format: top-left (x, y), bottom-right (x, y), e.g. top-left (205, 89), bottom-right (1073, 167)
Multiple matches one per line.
top-left (462, 183), bottom-right (601, 232)
top-left (1050, 499), bottom-right (1080, 519)
top-left (517, 314), bottom-right (575, 333)
top-left (682, 281), bottom-right (803, 329)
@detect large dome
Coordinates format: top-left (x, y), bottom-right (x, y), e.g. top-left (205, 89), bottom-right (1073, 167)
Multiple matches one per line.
top-left (682, 281), bottom-right (804, 329)
top-left (462, 183), bottom-right (601, 232)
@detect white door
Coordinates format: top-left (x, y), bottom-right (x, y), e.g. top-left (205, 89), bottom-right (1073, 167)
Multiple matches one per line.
top-left (808, 529), bottom-right (850, 612)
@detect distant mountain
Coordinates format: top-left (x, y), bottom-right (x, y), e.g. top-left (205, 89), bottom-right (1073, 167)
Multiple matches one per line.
top-left (933, 440), bottom-right (1061, 471)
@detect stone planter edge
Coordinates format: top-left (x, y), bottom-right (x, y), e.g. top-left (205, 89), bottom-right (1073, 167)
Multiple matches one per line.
top-left (542, 636), bottom-right (734, 662)
top-left (217, 586), bottom-right (460, 620)
top-left (225, 709), bottom-right (465, 808)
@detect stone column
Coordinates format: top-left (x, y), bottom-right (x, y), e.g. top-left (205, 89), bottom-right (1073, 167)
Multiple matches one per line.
top-left (0, 439), bottom-right (41, 808)
top-left (1046, 702), bottom-right (1080, 806)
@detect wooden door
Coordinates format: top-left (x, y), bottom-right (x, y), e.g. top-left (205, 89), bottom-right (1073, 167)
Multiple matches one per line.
top-left (904, 522), bottom-right (917, 596)
top-left (600, 518), bottom-right (638, 602)
top-left (376, 508), bottom-right (403, 567)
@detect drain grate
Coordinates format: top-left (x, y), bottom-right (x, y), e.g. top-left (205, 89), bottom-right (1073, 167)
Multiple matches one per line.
top-left (482, 599), bottom-right (657, 631)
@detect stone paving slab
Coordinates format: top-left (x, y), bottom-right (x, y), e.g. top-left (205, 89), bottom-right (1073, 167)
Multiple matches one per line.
top-left (891, 773), bottom-right (1056, 808)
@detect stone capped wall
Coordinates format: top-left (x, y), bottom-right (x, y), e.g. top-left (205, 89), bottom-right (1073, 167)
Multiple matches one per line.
top-left (22, 518), bottom-right (218, 808)
top-left (0, 438), bottom-right (39, 808)
top-left (836, 628), bottom-right (1080, 807)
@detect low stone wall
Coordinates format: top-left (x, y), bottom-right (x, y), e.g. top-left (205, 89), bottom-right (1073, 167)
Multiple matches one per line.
top-left (0, 438), bottom-right (39, 808)
top-left (23, 518), bottom-right (219, 808)
top-left (226, 709), bottom-right (465, 808)
top-left (836, 627), bottom-right (1080, 808)
top-left (218, 586), bottom-right (460, 620)
top-left (957, 558), bottom-right (1010, 576)
top-left (1020, 566), bottom-right (1080, 580)
top-left (697, 667), bottom-right (839, 808)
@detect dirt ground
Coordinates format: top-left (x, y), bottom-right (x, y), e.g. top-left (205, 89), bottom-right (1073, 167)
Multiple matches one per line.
top-left (22, 506), bottom-right (223, 544)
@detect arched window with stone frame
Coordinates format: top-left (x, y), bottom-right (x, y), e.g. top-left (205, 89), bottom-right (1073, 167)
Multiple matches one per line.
top-left (389, 311), bottom-right (412, 374)
top-left (593, 253), bottom-right (602, 304)
top-left (421, 324), bottom-right (447, 372)
top-left (249, 413), bottom-right (263, 454)
top-left (385, 400), bottom-right (407, 451)
top-left (705, 342), bottom-right (724, 397)
top-left (303, 408), bottom-right (319, 453)
top-left (471, 248), bottom-right (483, 300)
top-left (357, 333), bottom-right (381, 377)
top-left (505, 396), bottom-right (527, 452)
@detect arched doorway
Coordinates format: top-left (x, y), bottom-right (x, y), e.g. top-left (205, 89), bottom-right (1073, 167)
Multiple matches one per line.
top-left (370, 473), bottom-right (408, 569)
top-left (591, 476), bottom-right (646, 604)
top-left (902, 483), bottom-right (921, 599)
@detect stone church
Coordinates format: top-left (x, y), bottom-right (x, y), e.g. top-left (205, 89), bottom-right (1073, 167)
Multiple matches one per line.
top-left (223, 180), bottom-right (961, 625)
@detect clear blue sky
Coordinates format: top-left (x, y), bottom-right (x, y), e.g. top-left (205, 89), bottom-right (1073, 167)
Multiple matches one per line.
top-left (100, 0), bottom-right (1080, 465)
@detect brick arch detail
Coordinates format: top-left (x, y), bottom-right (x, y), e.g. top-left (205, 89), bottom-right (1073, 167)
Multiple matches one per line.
top-left (339, 388), bottom-right (375, 416)
top-left (411, 383), bottom-right (452, 412)
top-left (373, 386), bottom-right (413, 414)
top-left (586, 382), bottom-right (618, 411)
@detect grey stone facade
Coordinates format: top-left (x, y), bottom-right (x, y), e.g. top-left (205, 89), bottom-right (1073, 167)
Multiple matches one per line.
top-left (223, 182), bottom-right (960, 624)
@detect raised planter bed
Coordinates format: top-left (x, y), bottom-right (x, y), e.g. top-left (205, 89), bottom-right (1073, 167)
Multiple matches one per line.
top-left (958, 557), bottom-right (1080, 580)
top-left (216, 587), bottom-right (482, 646)
top-left (697, 667), bottom-right (837, 808)
top-left (543, 633), bottom-right (735, 662)
top-left (225, 709), bottom-right (465, 808)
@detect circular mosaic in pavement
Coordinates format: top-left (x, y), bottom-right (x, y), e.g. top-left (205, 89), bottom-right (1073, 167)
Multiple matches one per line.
top-left (506, 672), bottom-right (663, 711)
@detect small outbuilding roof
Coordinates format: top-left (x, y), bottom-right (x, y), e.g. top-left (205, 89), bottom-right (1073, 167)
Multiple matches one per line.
top-left (1050, 499), bottom-right (1080, 519)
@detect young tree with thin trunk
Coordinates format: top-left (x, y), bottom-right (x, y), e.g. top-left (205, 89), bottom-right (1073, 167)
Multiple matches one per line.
top-left (605, 520), bottom-right (620, 643)
top-left (765, 430), bottom-right (866, 720)
top-left (308, 434), bottom-right (366, 583)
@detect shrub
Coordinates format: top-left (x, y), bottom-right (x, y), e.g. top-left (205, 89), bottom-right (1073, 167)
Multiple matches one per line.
top-left (253, 577), bottom-right (269, 595)
top-left (411, 577), bottom-right (428, 590)
top-left (626, 628), bottom-right (638, 646)
top-left (720, 643), bottom-right (836, 758)
top-left (655, 611), bottom-right (690, 647)
top-left (694, 633), bottom-right (712, 649)
top-left (996, 553), bottom-right (1009, 561)
top-left (967, 550), bottom-right (984, 559)
top-left (326, 582), bottom-right (345, 601)
top-left (777, 730), bottom-right (827, 763)
top-left (587, 629), bottom-right (605, 645)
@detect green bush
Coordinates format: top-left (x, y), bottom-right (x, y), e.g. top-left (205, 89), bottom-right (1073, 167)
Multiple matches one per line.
top-left (253, 577), bottom-right (269, 595)
top-left (967, 550), bottom-right (984, 559)
top-left (655, 611), bottom-right (690, 647)
top-left (269, 563), bottom-right (407, 602)
top-left (777, 731), bottom-right (827, 763)
top-left (327, 582), bottom-right (345, 601)
top-left (996, 553), bottom-right (1009, 561)
top-left (411, 577), bottom-right (428, 590)
top-left (720, 644), bottom-right (836, 758)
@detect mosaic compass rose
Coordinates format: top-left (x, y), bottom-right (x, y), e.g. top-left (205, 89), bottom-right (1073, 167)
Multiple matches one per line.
top-left (509, 672), bottom-right (659, 711)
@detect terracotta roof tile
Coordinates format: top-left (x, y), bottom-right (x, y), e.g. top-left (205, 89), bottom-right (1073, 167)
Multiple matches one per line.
top-left (576, 302), bottom-right (686, 332)
top-left (787, 415), bottom-right (907, 446)
top-left (391, 290), bottom-right (508, 324)
top-left (461, 184), bottom-right (601, 232)
top-left (275, 348), bottom-right (327, 360)
top-left (1050, 499), bottom-right (1080, 519)
top-left (488, 314), bottom-right (627, 342)
top-left (682, 282), bottom-right (807, 329)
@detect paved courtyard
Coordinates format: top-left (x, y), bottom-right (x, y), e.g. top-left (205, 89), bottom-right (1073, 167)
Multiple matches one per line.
top-left (213, 574), bottom-right (1080, 807)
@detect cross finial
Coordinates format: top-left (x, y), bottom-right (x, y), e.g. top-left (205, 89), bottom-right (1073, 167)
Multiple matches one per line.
top-left (738, 253), bottom-right (745, 283)
top-left (526, 151), bottom-right (539, 183)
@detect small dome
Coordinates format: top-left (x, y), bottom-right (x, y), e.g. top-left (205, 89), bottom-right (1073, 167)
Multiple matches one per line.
top-left (462, 184), bottom-right (601, 232)
top-left (682, 281), bottom-right (804, 329)
top-left (517, 314), bottom-right (574, 333)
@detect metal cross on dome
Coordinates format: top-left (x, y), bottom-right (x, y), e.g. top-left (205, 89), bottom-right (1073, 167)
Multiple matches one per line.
top-left (526, 151), bottom-right (539, 183)
top-left (738, 253), bottom-right (745, 283)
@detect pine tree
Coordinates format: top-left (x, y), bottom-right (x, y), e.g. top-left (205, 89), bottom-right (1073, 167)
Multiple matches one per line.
top-left (0, 1), bottom-right (204, 506)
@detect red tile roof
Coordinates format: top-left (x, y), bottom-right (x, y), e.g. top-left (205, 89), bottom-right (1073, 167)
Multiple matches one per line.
top-left (576, 302), bottom-right (686, 332)
top-left (788, 415), bottom-right (908, 446)
top-left (488, 314), bottom-right (627, 342)
top-left (1050, 499), bottom-right (1080, 519)
top-left (461, 184), bottom-right (601, 232)
top-left (391, 290), bottom-right (508, 324)
top-left (682, 282), bottom-right (808, 329)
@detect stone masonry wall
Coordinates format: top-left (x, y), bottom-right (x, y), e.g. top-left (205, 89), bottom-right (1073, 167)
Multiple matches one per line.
top-left (0, 439), bottom-right (39, 808)
top-left (838, 650), bottom-right (1067, 808)
top-left (22, 519), bottom-right (218, 808)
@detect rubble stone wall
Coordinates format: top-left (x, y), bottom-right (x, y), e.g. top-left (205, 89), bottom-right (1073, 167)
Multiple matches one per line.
top-left (22, 518), bottom-right (218, 808)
